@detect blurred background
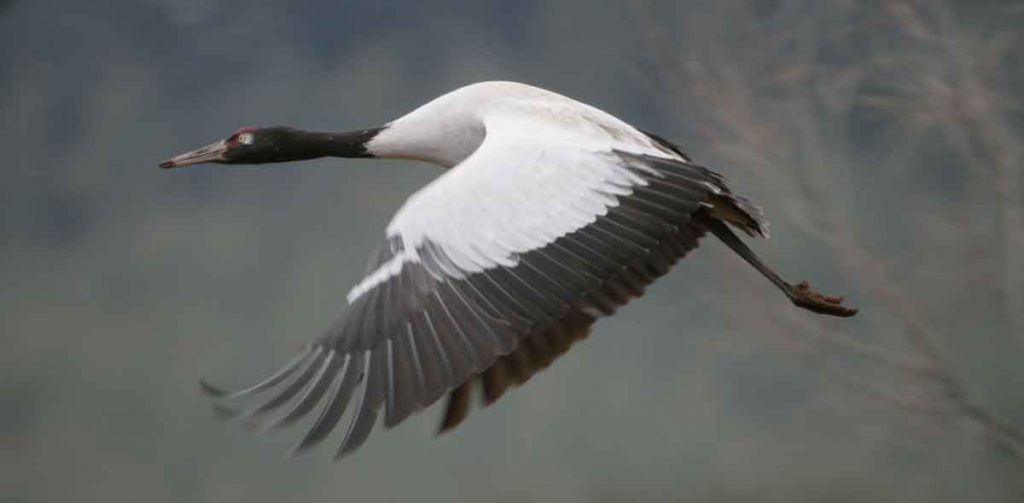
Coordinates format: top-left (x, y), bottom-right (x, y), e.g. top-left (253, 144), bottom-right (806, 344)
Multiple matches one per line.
top-left (2, 0), bottom-right (1022, 501)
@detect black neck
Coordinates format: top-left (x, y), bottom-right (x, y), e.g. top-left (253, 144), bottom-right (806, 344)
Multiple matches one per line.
top-left (245, 126), bottom-right (383, 164)
top-left (281, 127), bottom-right (382, 160)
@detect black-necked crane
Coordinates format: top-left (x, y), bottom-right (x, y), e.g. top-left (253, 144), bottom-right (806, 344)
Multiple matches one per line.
top-left (161, 81), bottom-right (857, 460)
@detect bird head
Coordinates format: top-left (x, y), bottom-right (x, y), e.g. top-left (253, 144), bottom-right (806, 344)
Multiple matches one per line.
top-left (159, 126), bottom-right (305, 168)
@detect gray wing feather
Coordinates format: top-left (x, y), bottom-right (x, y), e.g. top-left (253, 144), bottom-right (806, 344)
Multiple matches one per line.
top-left (336, 348), bottom-right (386, 458)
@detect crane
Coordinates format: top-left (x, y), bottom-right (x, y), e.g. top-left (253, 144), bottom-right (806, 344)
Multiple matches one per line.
top-left (160, 81), bottom-right (856, 460)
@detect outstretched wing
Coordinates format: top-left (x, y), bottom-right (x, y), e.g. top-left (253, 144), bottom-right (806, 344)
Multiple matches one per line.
top-left (201, 113), bottom-right (765, 459)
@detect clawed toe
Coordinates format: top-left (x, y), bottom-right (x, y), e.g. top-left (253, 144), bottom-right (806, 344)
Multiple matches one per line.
top-left (791, 281), bottom-right (858, 317)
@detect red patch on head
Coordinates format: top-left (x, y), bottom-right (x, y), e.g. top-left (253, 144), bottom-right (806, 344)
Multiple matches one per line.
top-left (227, 126), bottom-right (258, 143)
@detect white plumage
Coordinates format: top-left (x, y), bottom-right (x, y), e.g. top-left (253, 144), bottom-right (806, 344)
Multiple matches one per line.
top-left (352, 82), bottom-right (686, 299)
top-left (161, 80), bottom-right (856, 461)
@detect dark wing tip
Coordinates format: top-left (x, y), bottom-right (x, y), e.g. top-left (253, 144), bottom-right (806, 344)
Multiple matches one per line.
top-left (638, 128), bottom-right (692, 161)
top-left (199, 379), bottom-right (228, 398)
top-left (436, 381), bottom-right (472, 435)
top-left (287, 429), bottom-right (326, 459)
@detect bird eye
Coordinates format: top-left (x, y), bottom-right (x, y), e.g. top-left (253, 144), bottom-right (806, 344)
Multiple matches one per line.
top-left (236, 132), bottom-right (254, 145)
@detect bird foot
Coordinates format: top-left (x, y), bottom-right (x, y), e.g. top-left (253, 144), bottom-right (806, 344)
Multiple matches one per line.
top-left (789, 281), bottom-right (858, 317)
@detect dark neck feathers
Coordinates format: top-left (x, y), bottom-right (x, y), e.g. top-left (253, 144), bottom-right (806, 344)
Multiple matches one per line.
top-left (246, 126), bottom-right (384, 164)
top-left (298, 128), bottom-right (382, 159)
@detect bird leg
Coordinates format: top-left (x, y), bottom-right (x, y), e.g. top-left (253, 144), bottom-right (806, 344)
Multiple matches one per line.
top-left (706, 219), bottom-right (858, 317)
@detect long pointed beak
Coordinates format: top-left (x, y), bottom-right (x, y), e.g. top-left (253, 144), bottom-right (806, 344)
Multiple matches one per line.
top-left (159, 140), bottom-right (229, 169)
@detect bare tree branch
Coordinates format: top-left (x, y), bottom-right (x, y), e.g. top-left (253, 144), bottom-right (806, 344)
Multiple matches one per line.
top-left (630, 0), bottom-right (1024, 460)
